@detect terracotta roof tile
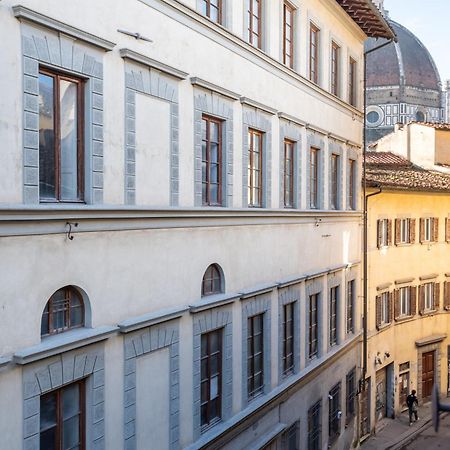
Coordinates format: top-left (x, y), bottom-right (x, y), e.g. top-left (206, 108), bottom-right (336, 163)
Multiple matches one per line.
top-left (366, 152), bottom-right (450, 192)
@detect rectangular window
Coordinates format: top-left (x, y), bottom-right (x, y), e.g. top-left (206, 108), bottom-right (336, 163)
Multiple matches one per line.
top-left (400, 286), bottom-right (411, 316)
top-left (202, 116), bottom-right (222, 206)
top-left (349, 58), bottom-right (357, 107)
top-left (346, 368), bottom-right (356, 422)
top-left (330, 154), bottom-right (339, 209)
top-left (40, 381), bottom-right (85, 450)
top-left (248, 129), bottom-right (263, 207)
top-left (329, 383), bottom-right (341, 442)
top-left (329, 286), bottom-right (338, 346)
top-left (283, 2), bottom-right (295, 68)
top-left (283, 302), bottom-right (295, 375)
top-left (247, 314), bottom-right (264, 398)
top-left (309, 294), bottom-right (319, 358)
top-left (282, 421), bottom-right (299, 450)
top-left (377, 219), bottom-right (390, 248)
top-left (200, 0), bottom-right (222, 23)
top-left (247, 0), bottom-right (262, 48)
top-left (348, 159), bottom-right (356, 210)
top-left (307, 400), bottom-right (321, 450)
top-left (380, 291), bottom-right (390, 325)
top-left (200, 329), bottom-right (223, 429)
top-left (424, 282), bottom-right (434, 310)
top-left (310, 147), bottom-right (319, 209)
top-left (346, 281), bottom-right (354, 334)
top-left (309, 24), bottom-right (320, 84)
top-left (284, 139), bottom-right (295, 208)
top-left (400, 219), bottom-right (410, 243)
top-left (424, 218), bottom-right (432, 241)
top-left (331, 42), bottom-right (340, 97)
top-left (39, 69), bottom-right (84, 202)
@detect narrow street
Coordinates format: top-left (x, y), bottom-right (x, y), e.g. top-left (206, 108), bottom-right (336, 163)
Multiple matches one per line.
top-left (403, 413), bottom-right (450, 449)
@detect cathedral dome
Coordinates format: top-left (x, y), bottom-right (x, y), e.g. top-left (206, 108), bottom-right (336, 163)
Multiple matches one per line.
top-left (365, 15), bottom-right (444, 142)
top-left (366, 20), bottom-right (441, 91)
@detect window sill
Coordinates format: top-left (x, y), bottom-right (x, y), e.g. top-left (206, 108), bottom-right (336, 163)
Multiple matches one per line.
top-left (395, 243), bottom-right (412, 247)
top-left (13, 326), bottom-right (118, 365)
top-left (394, 315), bottom-right (415, 324)
top-left (419, 309), bottom-right (437, 317)
top-left (201, 417), bottom-right (222, 434)
top-left (376, 322), bottom-right (392, 332)
top-left (190, 292), bottom-right (240, 313)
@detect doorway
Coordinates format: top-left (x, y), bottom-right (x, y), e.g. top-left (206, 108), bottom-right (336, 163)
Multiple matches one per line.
top-left (375, 368), bottom-right (386, 422)
top-left (422, 351), bottom-right (435, 399)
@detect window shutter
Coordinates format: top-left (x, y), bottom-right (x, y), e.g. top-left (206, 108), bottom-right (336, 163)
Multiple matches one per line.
top-left (388, 292), bottom-right (394, 322)
top-left (446, 218), bottom-right (450, 243)
top-left (433, 218), bottom-right (439, 242)
top-left (394, 289), bottom-right (400, 320)
top-left (395, 219), bottom-right (401, 245)
top-left (387, 219), bottom-right (392, 246)
top-left (376, 296), bottom-right (381, 329)
top-left (410, 219), bottom-right (416, 243)
top-left (434, 282), bottom-right (440, 310)
top-left (419, 285), bottom-right (425, 315)
top-left (444, 282), bottom-right (450, 310)
top-left (410, 286), bottom-right (417, 316)
top-left (377, 220), bottom-right (382, 249)
top-left (419, 218), bottom-right (424, 243)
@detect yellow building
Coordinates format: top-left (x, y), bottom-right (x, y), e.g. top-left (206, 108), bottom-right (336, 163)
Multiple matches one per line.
top-left (363, 150), bottom-right (450, 435)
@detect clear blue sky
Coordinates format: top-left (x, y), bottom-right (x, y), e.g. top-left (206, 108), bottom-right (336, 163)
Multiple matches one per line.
top-left (384, 0), bottom-right (450, 83)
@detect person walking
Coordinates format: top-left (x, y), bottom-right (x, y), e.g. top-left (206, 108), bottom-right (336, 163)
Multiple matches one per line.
top-left (407, 390), bottom-right (419, 425)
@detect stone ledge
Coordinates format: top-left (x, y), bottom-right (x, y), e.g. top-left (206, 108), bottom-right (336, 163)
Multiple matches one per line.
top-left (191, 77), bottom-right (240, 100)
top-left (415, 334), bottom-right (447, 347)
top-left (190, 293), bottom-right (240, 313)
top-left (247, 423), bottom-right (286, 450)
top-left (119, 305), bottom-right (188, 333)
top-left (0, 355), bottom-right (13, 368)
top-left (240, 283), bottom-right (278, 299)
top-left (13, 5), bottom-right (116, 51)
top-left (120, 48), bottom-right (188, 80)
top-left (14, 326), bottom-right (118, 365)
top-left (240, 97), bottom-right (278, 115)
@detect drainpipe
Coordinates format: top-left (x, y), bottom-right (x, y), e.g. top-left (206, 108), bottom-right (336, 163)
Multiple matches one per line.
top-left (362, 38), bottom-right (395, 388)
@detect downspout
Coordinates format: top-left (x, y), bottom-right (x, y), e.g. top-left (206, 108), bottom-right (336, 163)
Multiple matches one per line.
top-left (362, 38), bottom-right (395, 387)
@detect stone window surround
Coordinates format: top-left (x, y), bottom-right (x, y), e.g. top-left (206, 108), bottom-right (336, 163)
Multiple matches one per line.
top-left (278, 285), bottom-right (300, 381)
top-left (242, 103), bottom-right (274, 208)
top-left (306, 131), bottom-right (326, 210)
top-left (347, 146), bottom-right (359, 211)
top-left (17, 19), bottom-right (108, 205)
top-left (192, 82), bottom-right (236, 208)
top-left (241, 293), bottom-right (272, 406)
top-left (305, 277), bottom-right (324, 363)
top-left (346, 268), bottom-right (358, 335)
top-left (279, 121), bottom-right (302, 209)
top-left (327, 271), bottom-right (343, 351)
top-left (192, 307), bottom-right (233, 439)
top-left (416, 343), bottom-right (441, 402)
top-left (122, 319), bottom-right (180, 450)
top-left (121, 49), bottom-right (185, 207)
top-left (22, 343), bottom-right (106, 450)
top-left (328, 139), bottom-right (344, 210)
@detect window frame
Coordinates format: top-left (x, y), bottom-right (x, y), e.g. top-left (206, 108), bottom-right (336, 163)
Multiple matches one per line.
top-left (348, 159), bottom-right (356, 210)
top-left (424, 282), bottom-right (434, 311)
top-left (424, 217), bottom-right (432, 242)
top-left (247, 314), bottom-right (264, 399)
top-left (380, 291), bottom-right (390, 325)
top-left (247, 0), bottom-right (263, 49)
top-left (400, 286), bottom-right (411, 316)
top-left (310, 147), bottom-right (319, 209)
top-left (328, 383), bottom-right (341, 442)
top-left (307, 400), bottom-right (322, 450)
top-left (200, 0), bottom-right (223, 24)
top-left (330, 153), bottom-right (339, 210)
top-left (331, 41), bottom-right (340, 97)
top-left (248, 128), bottom-right (264, 207)
top-left (38, 68), bottom-right (85, 203)
top-left (346, 368), bottom-right (356, 423)
top-left (284, 139), bottom-right (295, 208)
top-left (329, 286), bottom-right (338, 347)
top-left (282, 302), bottom-right (295, 375)
top-left (400, 218), bottom-right (411, 244)
top-left (309, 23), bottom-right (320, 84)
top-left (41, 286), bottom-right (85, 337)
top-left (282, 1), bottom-right (295, 68)
top-left (378, 218), bottom-right (389, 248)
top-left (39, 380), bottom-right (86, 450)
top-left (201, 115), bottom-right (223, 206)
top-left (200, 328), bottom-right (223, 430)
top-left (348, 57), bottom-right (357, 107)
top-left (309, 294), bottom-right (319, 359)
top-left (346, 280), bottom-right (355, 334)
top-left (201, 264), bottom-right (223, 297)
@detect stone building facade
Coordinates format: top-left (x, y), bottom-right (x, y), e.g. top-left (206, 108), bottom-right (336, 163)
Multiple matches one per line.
top-left (0, 1), bottom-right (392, 449)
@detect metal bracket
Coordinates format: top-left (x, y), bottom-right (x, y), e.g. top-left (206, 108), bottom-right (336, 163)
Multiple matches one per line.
top-left (66, 222), bottom-right (79, 241)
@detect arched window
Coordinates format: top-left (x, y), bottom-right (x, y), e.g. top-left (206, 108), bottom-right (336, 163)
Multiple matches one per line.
top-left (202, 264), bottom-right (224, 296)
top-left (41, 286), bottom-right (84, 336)
top-left (416, 111), bottom-right (425, 122)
